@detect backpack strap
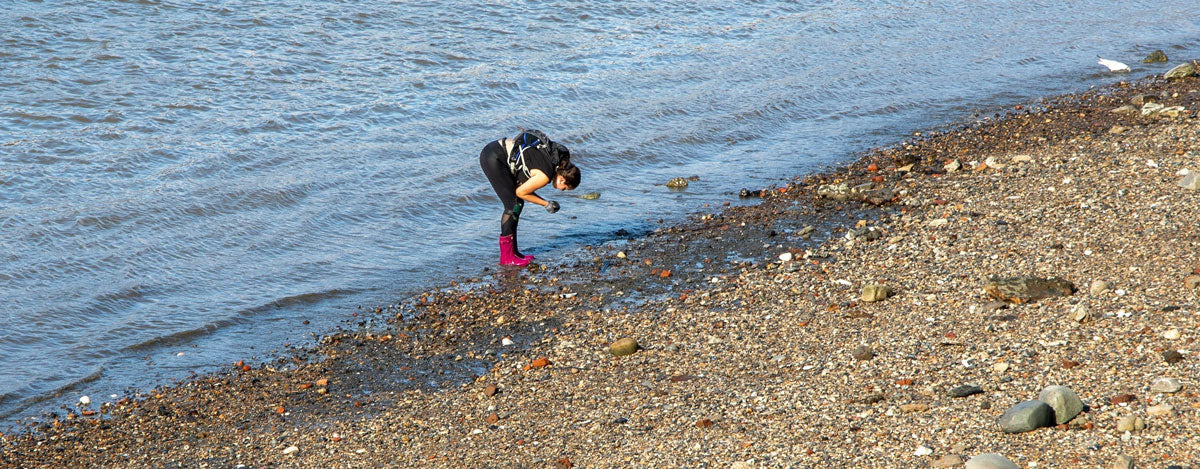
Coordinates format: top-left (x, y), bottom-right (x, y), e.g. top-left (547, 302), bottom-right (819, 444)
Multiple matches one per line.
top-left (507, 132), bottom-right (544, 180)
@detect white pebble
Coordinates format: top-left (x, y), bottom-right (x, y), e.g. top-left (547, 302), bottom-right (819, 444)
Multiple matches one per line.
top-left (282, 446), bottom-right (298, 455)
top-left (914, 445), bottom-right (933, 456)
top-left (501, 337), bottom-right (514, 346)
top-left (778, 252), bottom-right (793, 262)
top-left (1163, 329), bottom-right (1181, 340)
top-left (79, 395), bottom-right (90, 406)
top-left (1147, 404), bottom-right (1174, 417)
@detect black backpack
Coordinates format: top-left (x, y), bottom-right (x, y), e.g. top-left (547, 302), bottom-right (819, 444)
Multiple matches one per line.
top-left (508, 129), bottom-right (569, 178)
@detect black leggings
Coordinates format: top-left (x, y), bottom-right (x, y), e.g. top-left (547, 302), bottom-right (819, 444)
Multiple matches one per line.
top-left (480, 140), bottom-right (523, 236)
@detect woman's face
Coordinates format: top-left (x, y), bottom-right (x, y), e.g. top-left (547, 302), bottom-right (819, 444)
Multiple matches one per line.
top-left (553, 175), bottom-right (573, 190)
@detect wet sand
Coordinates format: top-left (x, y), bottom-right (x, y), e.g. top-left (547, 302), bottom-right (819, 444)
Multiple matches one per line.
top-left (3, 74), bottom-right (1200, 468)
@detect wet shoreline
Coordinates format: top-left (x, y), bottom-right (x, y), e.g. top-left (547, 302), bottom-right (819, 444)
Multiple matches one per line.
top-left (4, 73), bottom-right (1200, 467)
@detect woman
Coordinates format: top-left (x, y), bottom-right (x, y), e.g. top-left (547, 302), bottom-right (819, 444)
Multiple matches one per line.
top-left (479, 130), bottom-right (581, 266)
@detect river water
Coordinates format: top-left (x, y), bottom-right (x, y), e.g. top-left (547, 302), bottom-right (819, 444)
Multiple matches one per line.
top-left (2, 0), bottom-right (1198, 422)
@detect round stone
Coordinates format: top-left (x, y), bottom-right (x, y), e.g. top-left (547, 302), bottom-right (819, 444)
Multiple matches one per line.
top-left (965, 453), bottom-right (1020, 469)
top-left (861, 283), bottom-right (892, 303)
top-left (851, 345), bottom-right (875, 361)
top-left (609, 338), bottom-right (640, 357)
top-left (1038, 385), bottom-right (1084, 424)
top-left (1090, 280), bottom-right (1110, 295)
top-left (1150, 377), bottom-right (1183, 394)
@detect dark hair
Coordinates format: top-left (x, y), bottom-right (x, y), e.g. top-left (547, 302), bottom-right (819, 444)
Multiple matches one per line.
top-left (550, 142), bottom-right (579, 189)
top-left (557, 161), bottom-right (580, 189)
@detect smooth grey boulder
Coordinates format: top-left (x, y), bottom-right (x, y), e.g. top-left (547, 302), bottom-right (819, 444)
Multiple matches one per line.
top-left (1038, 385), bottom-right (1084, 424)
top-left (965, 453), bottom-right (1020, 469)
top-left (1150, 377), bottom-right (1183, 394)
top-left (999, 400), bottom-right (1055, 433)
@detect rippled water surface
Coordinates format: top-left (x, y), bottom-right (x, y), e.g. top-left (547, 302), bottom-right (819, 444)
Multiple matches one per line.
top-left (2, 0), bottom-right (1199, 421)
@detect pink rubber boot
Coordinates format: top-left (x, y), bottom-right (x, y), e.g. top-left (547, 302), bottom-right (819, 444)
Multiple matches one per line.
top-left (512, 231), bottom-right (535, 263)
top-left (499, 235), bottom-right (531, 266)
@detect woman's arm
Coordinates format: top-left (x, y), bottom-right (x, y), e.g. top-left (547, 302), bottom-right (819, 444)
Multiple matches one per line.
top-left (515, 170), bottom-right (551, 206)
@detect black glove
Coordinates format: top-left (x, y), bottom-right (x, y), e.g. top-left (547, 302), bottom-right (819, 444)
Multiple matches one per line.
top-left (545, 200), bottom-right (560, 214)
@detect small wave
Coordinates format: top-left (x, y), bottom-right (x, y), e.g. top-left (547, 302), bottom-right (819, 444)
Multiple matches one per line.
top-left (0, 367), bottom-right (104, 421)
top-left (118, 288), bottom-right (359, 354)
top-left (2, 111), bottom-right (64, 122)
top-left (158, 102), bottom-right (212, 111)
top-left (119, 318), bottom-right (246, 353)
top-left (232, 119), bottom-right (288, 135)
top-left (247, 289), bottom-right (360, 312)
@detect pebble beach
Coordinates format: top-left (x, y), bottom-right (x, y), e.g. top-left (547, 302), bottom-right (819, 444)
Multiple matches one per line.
top-left (4, 71), bottom-right (1200, 468)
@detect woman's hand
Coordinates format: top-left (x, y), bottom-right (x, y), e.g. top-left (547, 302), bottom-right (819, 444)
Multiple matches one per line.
top-left (545, 201), bottom-right (560, 213)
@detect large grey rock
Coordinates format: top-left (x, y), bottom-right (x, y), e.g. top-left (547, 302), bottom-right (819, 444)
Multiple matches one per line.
top-left (999, 400), bottom-right (1055, 433)
top-left (1112, 454), bottom-right (1134, 469)
top-left (985, 277), bottom-right (1075, 303)
top-left (1164, 62), bottom-right (1197, 80)
top-left (1038, 385), bottom-right (1084, 424)
top-left (965, 453), bottom-right (1019, 469)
